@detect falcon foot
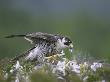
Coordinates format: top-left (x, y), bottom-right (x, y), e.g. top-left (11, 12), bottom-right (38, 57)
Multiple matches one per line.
top-left (45, 54), bottom-right (60, 63)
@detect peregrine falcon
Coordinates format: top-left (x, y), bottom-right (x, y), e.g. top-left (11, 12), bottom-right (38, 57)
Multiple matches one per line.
top-left (5, 32), bottom-right (73, 62)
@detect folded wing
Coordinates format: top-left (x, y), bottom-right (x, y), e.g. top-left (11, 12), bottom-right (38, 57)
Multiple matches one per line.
top-left (5, 32), bottom-right (61, 44)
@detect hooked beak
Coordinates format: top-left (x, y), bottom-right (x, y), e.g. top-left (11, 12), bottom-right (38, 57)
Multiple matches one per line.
top-left (69, 43), bottom-right (74, 53)
top-left (69, 43), bottom-right (73, 49)
top-left (69, 43), bottom-right (74, 60)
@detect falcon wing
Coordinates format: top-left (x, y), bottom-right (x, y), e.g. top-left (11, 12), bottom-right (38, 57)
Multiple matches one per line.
top-left (11, 46), bottom-right (36, 62)
top-left (5, 32), bottom-right (61, 44)
top-left (25, 32), bottom-right (60, 43)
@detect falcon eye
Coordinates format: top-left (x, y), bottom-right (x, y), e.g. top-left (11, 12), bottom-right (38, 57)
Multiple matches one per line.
top-left (64, 37), bottom-right (72, 43)
top-left (64, 42), bottom-right (70, 45)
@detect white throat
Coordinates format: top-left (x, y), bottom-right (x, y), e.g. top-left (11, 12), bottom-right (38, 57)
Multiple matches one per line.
top-left (57, 38), bottom-right (67, 49)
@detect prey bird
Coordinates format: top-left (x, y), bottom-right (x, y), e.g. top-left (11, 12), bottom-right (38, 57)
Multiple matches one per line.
top-left (5, 32), bottom-right (73, 63)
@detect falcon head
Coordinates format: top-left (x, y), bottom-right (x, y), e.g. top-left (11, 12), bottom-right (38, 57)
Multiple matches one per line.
top-left (57, 37), bottom-right (73, 51)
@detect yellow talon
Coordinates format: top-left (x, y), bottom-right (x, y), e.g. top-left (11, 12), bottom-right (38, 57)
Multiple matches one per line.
top-left (45, 54), bottom-right (60, 62)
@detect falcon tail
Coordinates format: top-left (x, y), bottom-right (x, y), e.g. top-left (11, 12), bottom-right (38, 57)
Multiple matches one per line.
top-left (5, 34), bottom-right (26, 38)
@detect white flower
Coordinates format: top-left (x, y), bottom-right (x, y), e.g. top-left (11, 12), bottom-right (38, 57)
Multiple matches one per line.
top-left (34, 64), bottom-right (43, 70)
top-left (57, 61), bottom-right (65, 68)
top-left (10, 69), bottom-right (14, 73)
top-left (15, 61), bottom-right (21, 70)
top-left (57, 61), bottom-right (66, 74)
top-left (57, 76), bottom-right (64, 80)
top-left (68, 61), bottom-right (80, 74)
top-left (15, 76), bottom-right (19, 82)
top-left (83, 76), bottom-right (88, 82)
top-left (83, 62), bottom-right (89, 68)
top-left (90, 62), bottom-right (102, 71)
top-left (25, 75), bottom-right (30, 82)
top-left (102, 80), bottom-right (106, 82)
top-left (4, 73), bottom-right (8, 79)
top-left (52, 61), bottom-right (66, 76)
top-left (62, 58), bottom-right (67, 61)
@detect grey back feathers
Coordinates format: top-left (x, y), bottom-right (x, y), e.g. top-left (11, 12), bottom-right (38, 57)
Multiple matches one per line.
top-left (5, 32), bottom-right (63, 44)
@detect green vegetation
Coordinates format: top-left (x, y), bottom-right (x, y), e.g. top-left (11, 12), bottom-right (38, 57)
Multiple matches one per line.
top-left (0, 54), bottom-right (110, 82)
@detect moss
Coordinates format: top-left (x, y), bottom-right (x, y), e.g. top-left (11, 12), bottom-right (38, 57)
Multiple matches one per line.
top-left (30, 71), bottom-right (57, 82)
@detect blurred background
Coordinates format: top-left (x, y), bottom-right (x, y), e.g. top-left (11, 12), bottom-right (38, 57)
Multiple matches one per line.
top-left (0, 0), bottom-right (110, 61)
